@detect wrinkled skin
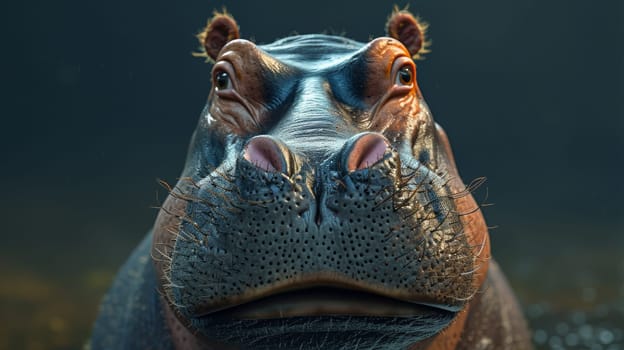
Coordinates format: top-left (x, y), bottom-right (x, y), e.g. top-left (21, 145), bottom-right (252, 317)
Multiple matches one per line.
top-left (90, 9), bottom-right (532, 350)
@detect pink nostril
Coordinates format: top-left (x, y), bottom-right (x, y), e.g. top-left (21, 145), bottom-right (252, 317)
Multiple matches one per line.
top-left (243, 136), bottom-right (287, 173)
top-left (346, 133), bottom-right (390, 172)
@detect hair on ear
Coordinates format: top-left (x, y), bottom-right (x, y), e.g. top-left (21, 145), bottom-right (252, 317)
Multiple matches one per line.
top-left (194, 10), bottom-right (240, 62)
top-left (386, 6), bottom-right (430, 59)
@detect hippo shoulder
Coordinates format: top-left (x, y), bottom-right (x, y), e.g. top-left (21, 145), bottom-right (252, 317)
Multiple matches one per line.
top-left (89, 232), bottom-right (173, 350)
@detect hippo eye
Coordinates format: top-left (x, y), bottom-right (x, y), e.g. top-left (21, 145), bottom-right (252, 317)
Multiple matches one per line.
top-left (396, 66), bottom-right (413, 85)
top-left (214, 71), bottom-right (232, 91)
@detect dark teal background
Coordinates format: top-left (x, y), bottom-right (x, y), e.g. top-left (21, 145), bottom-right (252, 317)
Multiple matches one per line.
top-left (1, 1), bottom-right (622, 349)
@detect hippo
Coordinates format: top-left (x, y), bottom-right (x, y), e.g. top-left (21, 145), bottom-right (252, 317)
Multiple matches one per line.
top-left (90, 8), bottom-right (532, 350)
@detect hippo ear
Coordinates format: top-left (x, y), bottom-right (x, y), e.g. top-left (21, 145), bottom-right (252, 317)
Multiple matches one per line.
top-left (195, 10), bottom-right (240, 62)
top-left (386, 7), bottom-right (430, 59)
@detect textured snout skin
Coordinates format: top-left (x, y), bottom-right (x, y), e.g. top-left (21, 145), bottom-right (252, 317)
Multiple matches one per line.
top-left (90, 9), bottom-right (532, 350)
top-left (171, 134), bottom-right (472, 317)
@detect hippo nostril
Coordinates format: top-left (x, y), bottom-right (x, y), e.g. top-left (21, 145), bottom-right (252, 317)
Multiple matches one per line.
top-left (343, 133), bottom-right (390, 172)
top-left (243, 136), bottom-right (289, 174)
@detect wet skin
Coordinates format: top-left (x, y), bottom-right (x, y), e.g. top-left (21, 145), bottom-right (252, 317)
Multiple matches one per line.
top-left (90, 9), bottom-right (532, 350)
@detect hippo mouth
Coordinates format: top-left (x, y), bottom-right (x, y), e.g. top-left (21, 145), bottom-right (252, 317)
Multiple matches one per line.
top-left (197, 285), bottom-right (457, 320)
top-left (185, 283), bottom-right (457, 348)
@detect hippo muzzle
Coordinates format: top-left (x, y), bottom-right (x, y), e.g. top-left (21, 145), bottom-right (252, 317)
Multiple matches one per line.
top-left (91, 8), bottom-right (531, 350)
top-left (165, 128), bottom-right (472, 344)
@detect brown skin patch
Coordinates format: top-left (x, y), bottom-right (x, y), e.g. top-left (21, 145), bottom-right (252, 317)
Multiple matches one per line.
top-left (151, 179), bottom-right (195, 302)
top-left (360, 38), bottom-right (422, 139)
top-left (208, 39), bottom-right (292, 136)
top-left (434, 124), bottom-right (491, 292)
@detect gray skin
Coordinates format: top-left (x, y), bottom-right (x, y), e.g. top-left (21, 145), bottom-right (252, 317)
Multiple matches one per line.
top-left (90, 25), bottom-right (532, 350)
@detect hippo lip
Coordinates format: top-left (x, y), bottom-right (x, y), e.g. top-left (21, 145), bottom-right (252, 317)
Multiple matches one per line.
top-left (194, 282), bottom-right (458, 320)
top-left (188, 285), bottom-right (457, 348)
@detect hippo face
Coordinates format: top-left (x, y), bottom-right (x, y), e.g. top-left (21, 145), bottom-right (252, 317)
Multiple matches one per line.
top-left (152, 9), bottom-right (490, 349)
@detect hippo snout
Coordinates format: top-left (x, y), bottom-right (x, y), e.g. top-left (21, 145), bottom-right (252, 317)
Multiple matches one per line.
top-left (166, 129), bottom-right (473, 321)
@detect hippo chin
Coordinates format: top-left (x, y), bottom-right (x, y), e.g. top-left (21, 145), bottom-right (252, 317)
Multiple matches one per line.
top-left (90, 8), bottom-right (532, 350)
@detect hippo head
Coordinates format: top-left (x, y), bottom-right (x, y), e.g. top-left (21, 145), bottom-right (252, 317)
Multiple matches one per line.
top-left (152, 8), bottom-right (490, 349)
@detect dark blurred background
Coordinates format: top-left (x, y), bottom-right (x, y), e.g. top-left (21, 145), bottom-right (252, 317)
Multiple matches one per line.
top-left (1, 1), bottom-right (622, 349)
